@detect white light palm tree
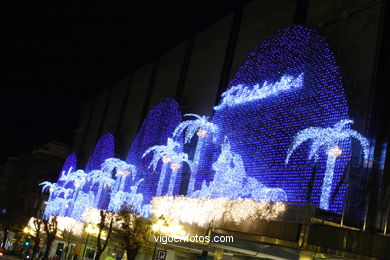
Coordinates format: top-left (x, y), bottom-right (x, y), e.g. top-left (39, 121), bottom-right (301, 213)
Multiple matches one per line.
top-left (101, 158), bottom-right (137, 192)
top-left (90, 170), bottom-right (115, 208)
top-left (286, 119), bottom-right (369, 210)
top-left (166, 151), bottom-right (192, 196)
top-left (172, 114), bottom-right (219, 194)
top-left (52, 187), bottom-right (74, 199)
top-left (39, 181), bottom-right (59, 200)
top-left (143, 138), bottom-right (191, 196)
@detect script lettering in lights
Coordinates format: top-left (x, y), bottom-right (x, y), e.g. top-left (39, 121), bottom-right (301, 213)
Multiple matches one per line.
top-left (214, 73), bottom-right (304, 110)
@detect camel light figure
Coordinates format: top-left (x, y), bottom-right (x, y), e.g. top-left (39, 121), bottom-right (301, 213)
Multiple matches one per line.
top-left (143, 138), bottom-right (190, 196)
top-left (172, 114), bottom-right (218, 194)
top-left (286, 119), bottom-right (369, 210)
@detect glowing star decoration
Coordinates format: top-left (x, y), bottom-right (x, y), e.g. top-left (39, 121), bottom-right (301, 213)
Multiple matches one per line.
top-left (172, 114), bottom-right (218, 194)
top-left (214, 73), bottom-right (304, 111)
top-left (286, 119), bottom-right (369, 210)
top-left (143, 138), bottom-right (191, 196)
top-left (151, 196), bottom-right (286, 227)
top-left (192, 137), bottom-right (287, 202)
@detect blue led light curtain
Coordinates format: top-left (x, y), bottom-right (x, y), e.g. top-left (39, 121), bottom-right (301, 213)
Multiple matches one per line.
top-left (127, 98), bottom-right (182, 203)
top-left (198, 26), bottom-right (350, 213)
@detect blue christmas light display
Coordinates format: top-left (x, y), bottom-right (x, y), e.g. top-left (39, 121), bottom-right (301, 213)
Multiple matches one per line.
top-left (201, 25), bottom-right (353, 213)
top-left (214, 73), bottom-right (304, 110)
top-left (127, 98), bottom-right (182, 202)
top-left (286, 119), bottom-right (369, 210)
top-left (172, 114), bottom-right (218, 194)
top-left (192, 137), bottom-right (287, 201)
top-left (57, 153), bottom-right (77, 187)
top-left (143, 138), bottom-right (191, 196)
top-left (85, 133), bottom-right (115, 172)
top-left (39, 26), bottom-right (370, 222)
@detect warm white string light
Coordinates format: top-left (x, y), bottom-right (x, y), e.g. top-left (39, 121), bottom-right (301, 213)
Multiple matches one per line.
top-left (151, 196), bottom-right (286, 227)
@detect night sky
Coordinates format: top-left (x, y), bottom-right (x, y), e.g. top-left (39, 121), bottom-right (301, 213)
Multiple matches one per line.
top-left (3, 1), bottom-right (241, 160)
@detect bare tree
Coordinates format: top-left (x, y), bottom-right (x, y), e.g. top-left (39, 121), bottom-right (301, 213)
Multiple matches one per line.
top-left (32, 218), bottom-right (43, 259)
top-left (94, 210), bottom-right (114, 260)
top-left (42, 216), bottom-right (58, 260)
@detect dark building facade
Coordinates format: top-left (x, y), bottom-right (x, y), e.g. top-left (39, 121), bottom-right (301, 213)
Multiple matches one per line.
top-left (69, 0), bottom-right (389, 259)
top-left (0, 141), bottom-right (69, 249)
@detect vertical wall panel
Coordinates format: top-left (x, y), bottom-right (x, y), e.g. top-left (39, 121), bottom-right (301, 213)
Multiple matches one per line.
top-left (181, 15), bottom-right (233, 116)
top-left (71, 100), bottom-right (93, 155)
top-left (307, 0), bottom-right (382, 134)
top-left (119, 63), bottom-right (153, 156)
top-left (230, 0), bottom-right (296, 82)
top-left (82, 90), bottom-right (110, 165)
top-left (101, 77), bottom-right (130, 134)
top-left (148, 42), bottom-right (187, 110)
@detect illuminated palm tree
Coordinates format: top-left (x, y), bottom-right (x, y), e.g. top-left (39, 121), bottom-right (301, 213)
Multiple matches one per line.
top-left (64, 170), bottom-right (88, 191)
top-left (39, 181), bottom-right (59, 200)
top-left (166, 152), bottom-right (192, 196)
top-left (172, 114), bottom-right (218, 194)
top-left (286, 119), bottom-right (369, 210)
top-left (52, 187), bottom-right (73, 199)
top-left (101, 158), bottom-right (137, 192)
top-left (90, 170), bottom-right (115, 208)
top-left (143, 138), bottom-right (189, 196)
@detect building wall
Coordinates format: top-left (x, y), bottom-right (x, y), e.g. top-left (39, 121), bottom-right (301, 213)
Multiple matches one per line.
top-left (118, 63), bottom-right (153, 156)
top-left (81, 90), bottom-right (110, 166)
top-left (71, 100), bottom-right (94, 156)
top-left (101, 77), bottom-right (130, 135)
top-left (148, 42), bottom-right (187, 111)
top-left (181, 15), bottom-right (233, 116)
top-left (229, 0), bottom-right (296, 83)
top-left (72, 1), bottom-right (386, 200)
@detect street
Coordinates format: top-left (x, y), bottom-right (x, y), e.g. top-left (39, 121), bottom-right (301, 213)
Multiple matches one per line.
top-left (0, 255), bottom-right (19, 260)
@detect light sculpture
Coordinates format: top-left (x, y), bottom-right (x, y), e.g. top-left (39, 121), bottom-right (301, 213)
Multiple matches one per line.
top-left (90, 170), bottom-right (115, 208)
top-left (286, 119), bottom-right (369, 210)
top-left (127, 98), bottom-right (182, 203)
top-left (172, 114), bottom-right (218, 194)
top-left (57, 153), bottom-right (77, 187)
top-left (85, 133), bottom-right (115, 172)
top-left (143, 138), bottom-right (190, 196)
top-left (39, 181), bottom-right (59, 200)
top-left (107, 179), bottom-right (146, 215)
top-left (214, 73), bottom-right (304, 110)
top-left (203, 25), bottom-right (352, 213)
top-left (192, 137), bottom-right (287, 202)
